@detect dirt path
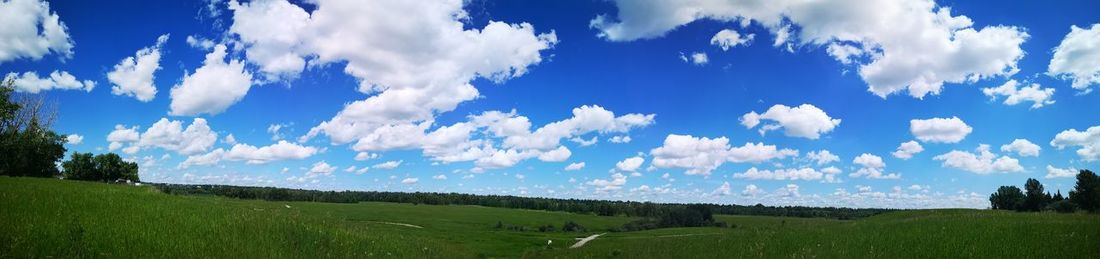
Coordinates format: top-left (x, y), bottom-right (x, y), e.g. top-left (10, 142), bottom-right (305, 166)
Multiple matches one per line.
top-left (570, 233), bottom-right (605, 248)
top-left (368, 221), bottom-right (424, 229)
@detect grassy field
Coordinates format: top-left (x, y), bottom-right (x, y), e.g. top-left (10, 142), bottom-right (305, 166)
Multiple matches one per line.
top-left (2, 177), bottom-right (1098, 258)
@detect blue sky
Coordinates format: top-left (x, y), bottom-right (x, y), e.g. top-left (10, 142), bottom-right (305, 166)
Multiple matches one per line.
top-left (2, 0), bottom-right (1099, 208)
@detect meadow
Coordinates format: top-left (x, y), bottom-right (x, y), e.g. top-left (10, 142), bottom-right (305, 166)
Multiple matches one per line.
top-left (1, 177), bottom-right (1097, 258)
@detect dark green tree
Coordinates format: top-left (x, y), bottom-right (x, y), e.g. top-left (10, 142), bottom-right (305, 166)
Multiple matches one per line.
top-left (1069, 170), bottom-right (1099, 212)
top-left (1052, 190), bottom-right (1065, 202)
top-left (61, 152), bottom-right (98, 180)
top-left (1022, 178), bottom-right (1047, 211)
top-left (60, 152), bottom-right (139, 182)
top-left (0, 79), bottom-right (66, 177)
top-left (989, 186), bottom-right (1024, 210)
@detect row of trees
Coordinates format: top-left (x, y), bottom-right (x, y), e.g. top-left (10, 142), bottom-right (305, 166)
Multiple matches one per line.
top-left (0, 79), bottom-right (66, 177)
top-left (61, 152), bottom-right (140, 182)
top-left (990, 170), bottom-right (1098, 213)
top-left (154, 183), bottom-right (891, 220)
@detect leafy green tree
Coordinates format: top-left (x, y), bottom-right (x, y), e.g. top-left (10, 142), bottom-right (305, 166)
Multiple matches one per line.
top-left (1022, 178), bottom-right (1047, 211)
top-left (1069, 170), bottom-right (1099, 212)
top-left (989, 186), bottom-right (1024, 210)
top-left (60, 152), bottom-right (139, 182)
top-left (0, 79), bottom-right (66, 177)
top-left (1052, 190), bottom-right (1065, 202)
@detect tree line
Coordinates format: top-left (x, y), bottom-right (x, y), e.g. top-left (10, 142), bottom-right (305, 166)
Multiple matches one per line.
top-left (0, 79), bottom-right (138, 182)
top-left (153, 183), bottom-right (890, 220)
top-left (989, 169), bottom-right (1098, 213)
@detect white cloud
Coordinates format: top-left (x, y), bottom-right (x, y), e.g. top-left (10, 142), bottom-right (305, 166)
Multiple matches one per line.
top-left (1050, 125), bottom-right (1100, 161)
top-left (564, 162), bottom-right (585, 171)
top-left (734, 167), bottom-right (825, 181)
top-left (933, 144), bottom-right (1024, 174)
top-left (609, 135), bottom-right (632, 143)
top-left (587, 173), bottom-right (627, 192)
top-left (891, 140), bottom-right (924, 160)
top-left (354, 152), bottom-right (379, 161)
top-left (223, 134), bottom-right (237, 145)
top-left (65, 134), bottom-right (82, 144)
top-left (372, 160), bottom-right (403, 170)
top-left (591, 0), bottom-right (1028, 99)
top-left (649, 134), bottom-right (796, 176)
top-left (570, 136), bottom-right (598, 146)
top-left (1001, 139), bottom-right (1040, 157)
top-left (851, 153), bottom-right (900, 179)
top-left (110, 118), bottom-right (218, 156)
top-left (537, 146), bottom-right (571, 162)
top-left (227, 0), bottom-right (310, 80)
top-left (179, 140), bottom-right (318, 168)
top-left (741, 184), bottom-right (763, 197)
top-left (681, 52), bottom-right (708, 65)
top-left (4, 70), bottom-right (94, 93)
top-left (306, 161), bottom-right (336, 177)
top-left (910, 117), bottom-right (972, 143)
top-left (0, 0), bottom-right (73, 63)
top-left (433, 174), bottom-right (447, 180)
top-left (401, 178), bottom-right (419, 185)
top-left (169, 44), bottom-right (253, 116)
top-left (741, 104), bottom-right (840, 139)
top-left (711, 182), bottom-right (732, 196)
top-left (1048, 24), bottom-right (1100, 91)
top-left (1045, 165), bottom-right (1078, 179)
top-left (108, 34), bottom-right (168, 102)
top-left (981, 80), bottom-right (1055, 109)
top-left (185, 35), bottom-right (215, 50)
top-left (805, 150), bottom-right (839, 165)
top-left (616, 156), bottom-right (645, 172)
top-left (710, 29), bottom-right (754, 51)
top-left (777, 184), bottom-right (800, 197)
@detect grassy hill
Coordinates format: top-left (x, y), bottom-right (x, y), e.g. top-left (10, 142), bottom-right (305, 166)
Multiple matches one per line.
top-left (2, 177), bottom-right (1097, 258)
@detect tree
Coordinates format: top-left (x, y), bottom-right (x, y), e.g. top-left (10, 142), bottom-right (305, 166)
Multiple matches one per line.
top-left (1052, 190), bottom-right (1065, 202)
top-left (1070, 170), bottom-right (1099, 212)
top-left (1022, 178), bottom-right (1047, 211)
top-left (989, 186), bottom-right (1024, 210)
top-left (60, 152), bottom-right (139, 182)
top-left (0, 78), bottom-right (67, 177)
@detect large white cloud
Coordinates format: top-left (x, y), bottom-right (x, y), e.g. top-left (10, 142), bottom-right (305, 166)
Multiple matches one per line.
top-left (891, 140), bottom-right (924, 160)
top-left (741, 104), bottom-right (840, 139)
top-left (1050, 125), bottom-right (1100, 161)
top-left (108, 34), bottom-right (169, 102)
top-left (1048, 24), bottom-right (1100, 91)
top-left (180, 140), bottom-right (318, 168)
top-left (0, 0), bottom-right (73, 63)
top-left (910, 117), bottom-right (972, 143)
top-left (615, 156), bottom-right (645, 172)
top-left (587, 173), bottom-right (627, 192)
top-left (591, 0), bottom-right (1028, 99)
top-left (4, 70), bottom-right (94, 93)
top-left (1045, 165), bottom-right (1078, 179)
top-left (733, 167), bottom-right (828, 181)
top-left (805, 150), bottom-right (839, 165)
top-left (933, 144), bottom-right (1024, 174)
top-left (1000, 139), bottom-right (1040, 157)
top-left (169, 44), bottom-right (253, 116)
top-left (231, 0), bottom-right (559, 154)
top-left (649, 134), bottom-right (797, 176)
top-left (110, 118), bottom-right (218, 156)
top-left (851, 153), bottom-right (900, 179)
top-left (981, 80), bottom-right (1055, 109)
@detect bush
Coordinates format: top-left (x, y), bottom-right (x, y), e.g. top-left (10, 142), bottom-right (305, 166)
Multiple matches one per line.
top-left (1049, 200), bottom-right (1077, 213)
top-left (562, 221), bottom-right (586, 232)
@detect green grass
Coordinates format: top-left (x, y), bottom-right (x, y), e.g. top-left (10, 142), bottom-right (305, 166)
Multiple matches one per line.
top-left (2, 177), bottom-right (1098, 258)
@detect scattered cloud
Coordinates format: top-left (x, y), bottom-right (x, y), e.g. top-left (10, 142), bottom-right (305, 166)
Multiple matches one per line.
top-left (910, 117), bottom-right (972, 143)
top-left (981, 80), bottom-right (1055, 109)
top-left (3, 70), bottom-right (94, 93)
top-left (892, 141), bottom-right (924, 160)
top-left (108, 34), bottom-right (168, 102)
top-left (0, 0), bottom-right (74, 63)
top-left (1000, 139), bottom-right (1040, 157)
top-left (1048, 24), bottom-right (1100, 92)
top-left (169, 44), bottom-right (253, 116)
top-left (933, 144), bottom-right (1024, 174)
top-left (741, 104), bottom-right (840, 139)
top-left (1050, 125), bottom-right (1100, 161)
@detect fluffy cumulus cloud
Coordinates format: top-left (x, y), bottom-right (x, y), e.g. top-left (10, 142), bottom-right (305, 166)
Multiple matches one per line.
top-left (1048, 24), bottom-right (1100, 91)
top-left (169, 44), bottom-right (253, 116)
top-left (891, 140), bottom-right (924, 160)
top-left (733, 167), bottom-right (830, 181)
top-left (680, 51), bottom-right (708, 65)
top-left (537, 146), bottom-right (572, 162)
top-left (108, 34), bottom-right (169, 102)
top-left (373, 160), bottom-right (402, 170)
top-left (1045, 165), bottom-right (1078, 179)
top-left (910, 117), bottom-right (972, 143)
top-left (231, 0), bottom-right (559, 160)
top-left (109, 118), bottom-right (218, 156)
top-left (933, 144), bottom-right (1024, 174)
top-left (3, 70), bottom-right (94, 93)
top-left (591, 0), bottom-right (1028, 99)
top-left (710, 29), bottom-right (754, 51)
top-left (615, 156), bottom-right (645, 172)
top-left (0, 0), bottom-right (73, 63)
top-left (1001, 139), bottom-right (1040, 157)
top-left (65, 134), bottom-right (82, 145)
top-left (741, 104), bottom-right (840, 139)
top-left (181, 140), bottom-right (318, 168)
top-left (564, 162), bottom-right (585, 171)
top-left (587, 173), bottom-right (627, 192)
top-left (805, 150), bottom-right (839, 165)
top-left (851, 153), bottom-right (900, 179)
top-left (1050, 125), bottom-right (1100, 161)
top-left (741, 184), bottom-right (763, 197)
top-left (649, 134), bottom-right (797, 176)
top-left (981, 80), bottom-right (1055, 109)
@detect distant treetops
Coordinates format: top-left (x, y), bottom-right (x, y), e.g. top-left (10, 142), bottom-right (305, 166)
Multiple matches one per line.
top-left (990, 170), bottom-right (1099, 213)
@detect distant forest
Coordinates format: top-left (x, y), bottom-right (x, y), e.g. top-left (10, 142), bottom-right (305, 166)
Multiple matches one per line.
top-left (153, 183), bottom-right (891, 220)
